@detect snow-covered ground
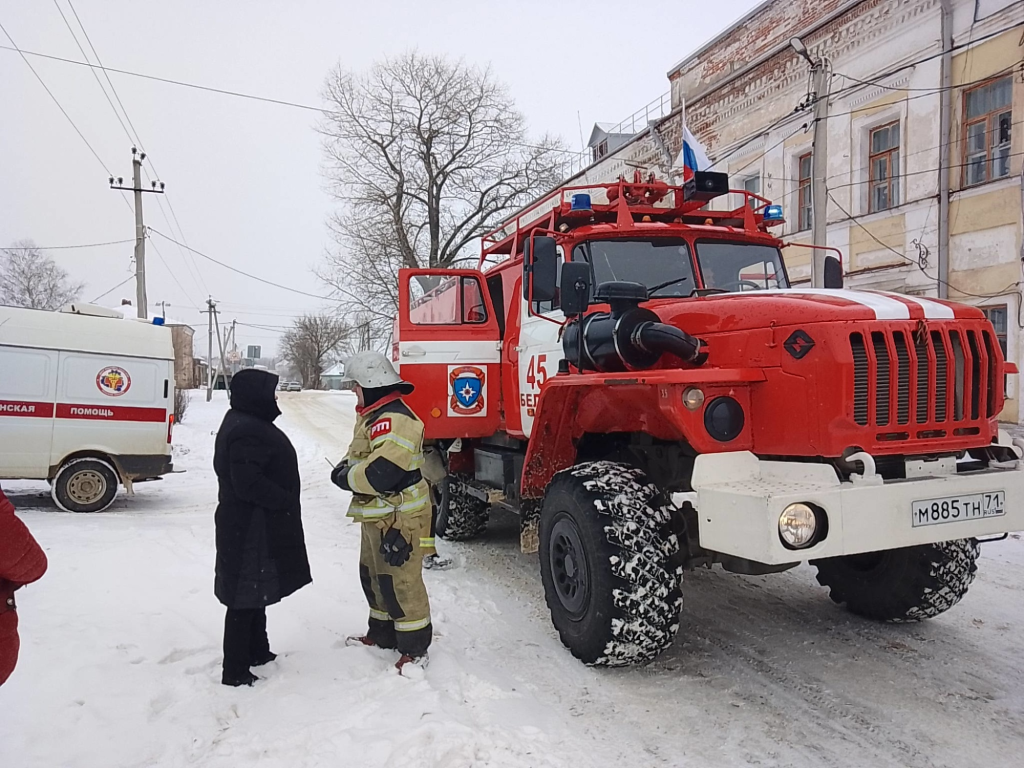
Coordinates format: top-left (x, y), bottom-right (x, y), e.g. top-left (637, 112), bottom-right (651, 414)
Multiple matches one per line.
top-left (2, 392), bottom-right (1023, 768)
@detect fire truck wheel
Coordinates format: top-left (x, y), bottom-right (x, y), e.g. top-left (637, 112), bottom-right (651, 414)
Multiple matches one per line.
top-left (813, 539), bottom-right (980, 622)
top-left (539, 461), bottom-right (682, 666)
top-left (51, 458), bottom-right (120, 514)
top-left (437, 474), bottom-right (489, 541)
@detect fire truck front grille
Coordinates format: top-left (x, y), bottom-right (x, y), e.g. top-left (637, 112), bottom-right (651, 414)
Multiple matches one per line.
top-left (849, 325), bottom-right (999, 433)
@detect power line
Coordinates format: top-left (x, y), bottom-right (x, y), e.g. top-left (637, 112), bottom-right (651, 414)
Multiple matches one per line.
top-left (148, 234), bottom-right (200, 308)
top-left (235, 321), bottom-right (292, 333)
top-left (17, 238), bottom-right (135, 250)
top-left (707, 113), bottom-right (808, 172)
top-left (0, 22), bottom-right (113, 177)
top-left (56, 1), bottom-right (210, 298)
top-left (51, 0), bottom-right (134, 147)
top-left (90, 273), bottom-right (136, 303)
top-left (827, 151), bottom-right (1024, 192)
top-left (65, 0), bottom-right (144, 150)
top-left (827, 190), bottom-right (1021, 300)
top-left (0, 44), bottom-right (586, 159)
top-left (826, 21), bottom-right (1024, 102)
top-left (705, 22), bottom-right (1023, 172)
top-left (833, 62), bottom-right (1017, 95)
top-left (148, 229), bottom-right (337, 301)
top-left (0, 20), bottom-right (134, 216)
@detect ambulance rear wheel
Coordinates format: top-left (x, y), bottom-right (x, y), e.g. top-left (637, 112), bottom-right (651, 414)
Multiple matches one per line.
top-left (51, 458), bottom-right (119, 513)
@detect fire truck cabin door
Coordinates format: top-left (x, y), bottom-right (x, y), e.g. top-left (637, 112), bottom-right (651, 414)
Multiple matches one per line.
top-left (396, 268), bottom-right (502, 440)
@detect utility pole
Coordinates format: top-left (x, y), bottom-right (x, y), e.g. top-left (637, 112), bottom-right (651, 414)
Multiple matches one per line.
top-left (214, 310), bottom-right (231, 396)
top-left (205, 298), bottom-right (216, 402)
top-left (937, 0), bottom-right (953, 299)
top-left (110, 148), bottom-right (164, 318)
top-left (791, 38), bottom-right (831, 287)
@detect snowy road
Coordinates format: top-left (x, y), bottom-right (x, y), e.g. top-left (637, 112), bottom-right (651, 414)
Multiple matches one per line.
top-left (2, 391), bottom-right (1023, 767)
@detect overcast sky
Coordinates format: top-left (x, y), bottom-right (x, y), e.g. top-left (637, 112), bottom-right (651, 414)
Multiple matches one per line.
top-left (1, 0), bottom-right (761, 355)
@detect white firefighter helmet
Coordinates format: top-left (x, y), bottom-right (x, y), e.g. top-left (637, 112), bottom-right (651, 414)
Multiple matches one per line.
top-left (341, 351), bottom-right (411, 390)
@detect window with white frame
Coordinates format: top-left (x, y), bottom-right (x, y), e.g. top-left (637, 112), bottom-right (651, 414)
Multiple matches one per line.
top-left (869, 121), bottom-right (900, 212)
top-left (982, 305), bottom-right (1009, 396)
top-left (743, 174), bottom-right (760, 208)
top-left (963, 76), bottom-right (1012, 187)
top-left (797, 152), bottom-right (812, 231)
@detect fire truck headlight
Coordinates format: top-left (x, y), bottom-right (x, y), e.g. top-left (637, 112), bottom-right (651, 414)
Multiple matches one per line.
top-left (682, 387), bottom-right (705, 411)
top-left (778, 503), bottom-right (820, 549)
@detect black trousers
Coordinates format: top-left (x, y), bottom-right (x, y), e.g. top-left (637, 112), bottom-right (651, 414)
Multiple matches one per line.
top-left (223, 607), bottom-right (270, 678)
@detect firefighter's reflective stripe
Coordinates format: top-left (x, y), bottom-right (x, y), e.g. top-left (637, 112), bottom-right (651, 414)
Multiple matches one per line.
top-left (346, 485), bottom-right (430, 520)
top-left (371, 431), bottom-right (420, 456)
top-left (369, 608), bottom-right (391, 621)
top-left (420, 537), bottom-right (435, 549)
top-left (344, 401), bottom-right (430, 522)
top-left (395, 617), bottom-right (431, 632)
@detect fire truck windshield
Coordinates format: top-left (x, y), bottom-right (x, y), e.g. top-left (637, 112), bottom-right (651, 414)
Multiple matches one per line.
top-left (695, 240), bottom-right (788, 292)
top-left (576, 239), bottom-right (694, 298)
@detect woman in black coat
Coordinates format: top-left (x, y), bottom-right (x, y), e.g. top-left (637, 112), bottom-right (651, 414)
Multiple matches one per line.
top-left (213, 369), bottom-right (311, 686)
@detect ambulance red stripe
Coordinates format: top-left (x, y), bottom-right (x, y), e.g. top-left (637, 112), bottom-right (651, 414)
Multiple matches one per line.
top-left (1, 400), bottom-right (167, 422)
top-left (55, 403), bottom-right (167, 423)
top-left (0, 400), bottom-right (55, 418)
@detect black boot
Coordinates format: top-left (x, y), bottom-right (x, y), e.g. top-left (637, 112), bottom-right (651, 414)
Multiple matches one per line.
top-left (222, 669), bottom-right (259, 687)
top-left (223, 607), bottom-right (261, 687)
top-left (248, 608), bottom-right (275, 666)
top-left (251, 651), bottom-right (277, 667)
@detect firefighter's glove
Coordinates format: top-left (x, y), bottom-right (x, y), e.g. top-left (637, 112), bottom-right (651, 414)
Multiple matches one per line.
top-left (331, 461), bottom-right (351, 491)
top-left (380, 526), bottom-right (413, 567)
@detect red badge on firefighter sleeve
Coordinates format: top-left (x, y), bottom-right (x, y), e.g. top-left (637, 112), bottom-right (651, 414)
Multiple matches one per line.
top-left (370, 418), bottom-right (393, 439)
top-left (448, 365), bottom-right (486, 417)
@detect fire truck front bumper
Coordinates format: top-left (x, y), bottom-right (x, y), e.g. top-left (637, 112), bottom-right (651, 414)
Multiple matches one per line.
top-left (687, 448), bottom-right (1024, 566)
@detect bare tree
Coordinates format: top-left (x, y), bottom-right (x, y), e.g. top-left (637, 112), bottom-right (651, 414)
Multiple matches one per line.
top-left (1, 240), bottom-right (85, 310)
top-left (279, 313), bottom-right (353, 389)
top-left (318, 52), bottom-right (569, 336)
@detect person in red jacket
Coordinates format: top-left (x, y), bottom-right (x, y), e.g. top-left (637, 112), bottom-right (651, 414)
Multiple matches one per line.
top-left (0, 483), bottom-right (48, 687)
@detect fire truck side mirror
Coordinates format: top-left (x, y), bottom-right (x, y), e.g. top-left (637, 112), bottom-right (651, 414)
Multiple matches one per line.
top-left (524, 235), bottom-right (558, 302)
top-left (823, 255), bottom-right (844, 289)
top-left (559, 262), bottom-right (592, 317)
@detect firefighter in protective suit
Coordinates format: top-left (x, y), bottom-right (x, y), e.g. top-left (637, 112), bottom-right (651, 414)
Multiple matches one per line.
top-left (330, 351), bottom-right (432, 671)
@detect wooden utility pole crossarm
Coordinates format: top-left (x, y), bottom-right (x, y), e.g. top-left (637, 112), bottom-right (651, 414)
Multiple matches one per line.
top-left (109, 147), bottom-right (165, 319)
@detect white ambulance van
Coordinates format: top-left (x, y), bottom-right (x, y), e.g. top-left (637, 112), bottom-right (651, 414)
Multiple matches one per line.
top-left (0, 303), bottom-right (176, 512)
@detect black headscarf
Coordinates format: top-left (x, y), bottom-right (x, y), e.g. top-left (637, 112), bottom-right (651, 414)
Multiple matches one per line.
top-left (229, 369), bottom-right (282, 422)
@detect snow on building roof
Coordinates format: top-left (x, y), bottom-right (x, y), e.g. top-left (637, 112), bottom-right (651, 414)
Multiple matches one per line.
top-left (321, 362), bottom-right (346, 378)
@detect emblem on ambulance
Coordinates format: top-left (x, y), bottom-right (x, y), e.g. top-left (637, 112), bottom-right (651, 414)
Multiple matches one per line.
top-left (96, 366), bottom-right (131, 397)
top-left (448, 365), bottom-right (486, 417)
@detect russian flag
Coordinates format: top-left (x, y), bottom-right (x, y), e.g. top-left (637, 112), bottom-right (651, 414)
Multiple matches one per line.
top-left (675, 125), bottom-right (711, 181)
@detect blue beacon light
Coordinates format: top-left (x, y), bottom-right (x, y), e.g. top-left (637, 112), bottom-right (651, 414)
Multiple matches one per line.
top-left (570, 193), bottom-right (593, 212)
top-left (763, 204), bottom-right (784, 221)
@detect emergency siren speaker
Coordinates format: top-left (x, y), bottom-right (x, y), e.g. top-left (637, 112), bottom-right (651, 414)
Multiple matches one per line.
top-left (689, 171), bottom-right (730, 202)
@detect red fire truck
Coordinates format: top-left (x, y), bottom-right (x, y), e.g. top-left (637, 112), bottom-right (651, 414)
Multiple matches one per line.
top-left (393, 170), bottom-right (1024, 666)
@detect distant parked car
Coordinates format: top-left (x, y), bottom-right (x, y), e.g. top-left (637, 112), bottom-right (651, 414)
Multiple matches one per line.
top-left (283, 381), bottom-right (302, 392)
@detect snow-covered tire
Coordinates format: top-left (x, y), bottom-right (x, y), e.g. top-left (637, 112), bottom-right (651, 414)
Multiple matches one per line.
top-left (437, 474), bottom-right (488, 541)
top-left (51, 458), bottom-right (119, 513)
top-left (538, 461), bottom-right (682, 666)
top-left (813, 539), bottom-right (980, 622)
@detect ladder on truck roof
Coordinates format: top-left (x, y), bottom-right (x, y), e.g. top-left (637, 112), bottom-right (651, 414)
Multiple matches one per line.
top-left (478, 171), bottom-right (780, 269)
